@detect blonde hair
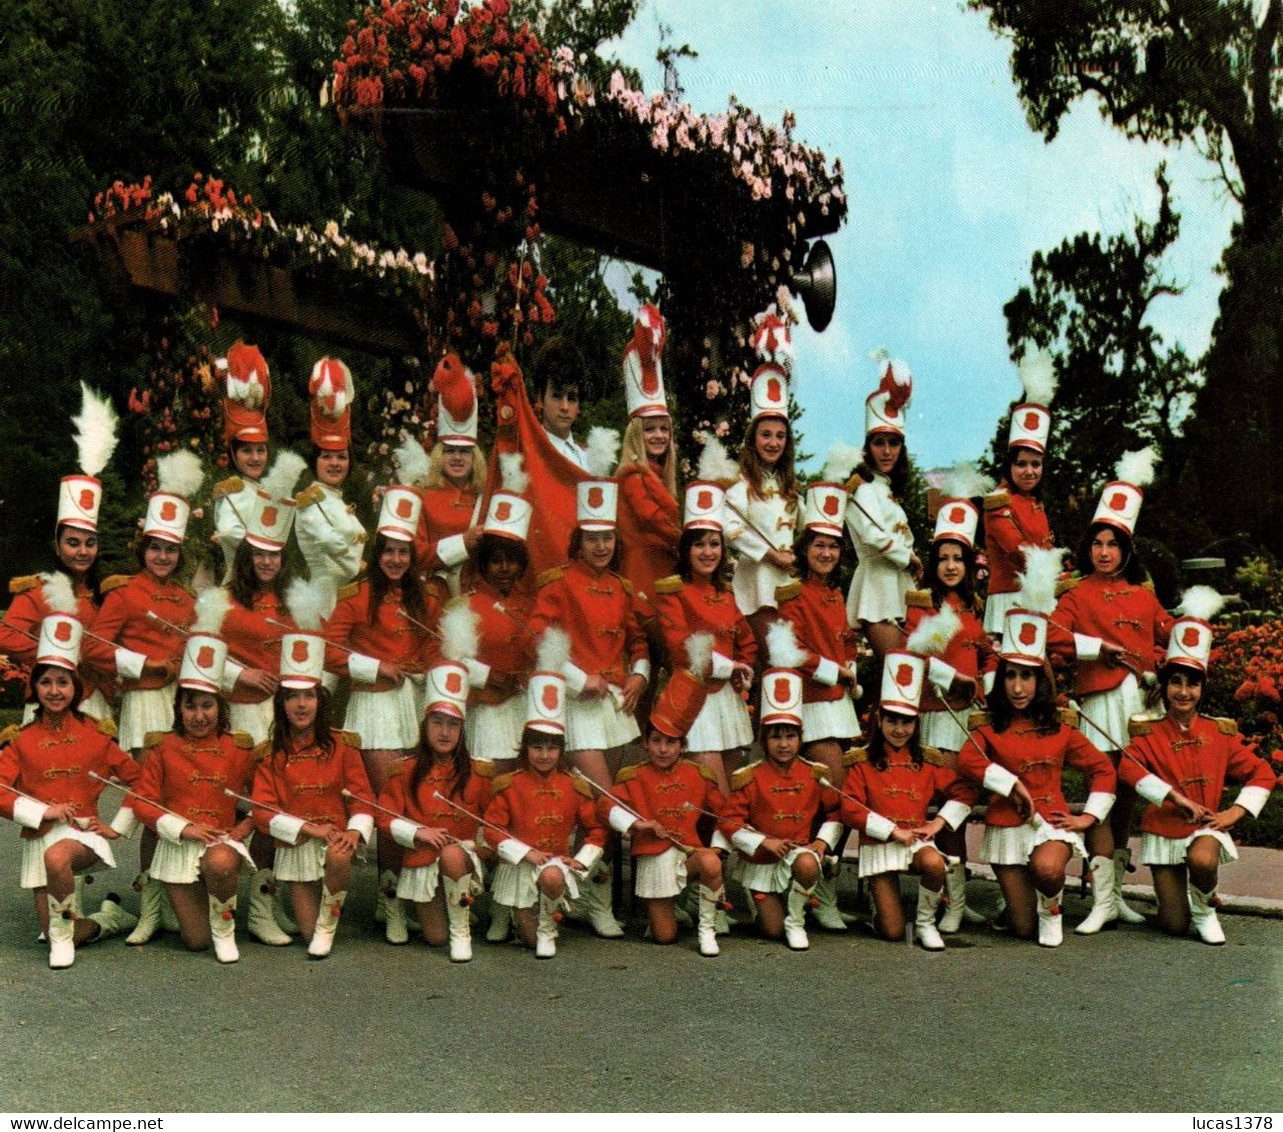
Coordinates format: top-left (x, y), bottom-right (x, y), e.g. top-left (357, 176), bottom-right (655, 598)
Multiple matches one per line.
top-left (424, 440), bottom-right (488, 491)
top-left (614, 416), bottom-right (677, 497)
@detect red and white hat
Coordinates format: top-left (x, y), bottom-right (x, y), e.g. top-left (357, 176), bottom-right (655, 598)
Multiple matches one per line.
top-left (244, 491), bottom-right (297, 552)
top-left (483, 453), bottom-right (532, 542)
top-left (880, 650), bottom-right (925, 718)
top-left (434, 353), bottom-right (478, 447)
top-left (749, 365), bottom-right (790, 423)
top-left (57, 385), bottom-right (120, 533)
top-left (1091, 481), bottom-right (1143, 538)
top-left (378, 486), bottom-right (421, 543)
top-left (309, 357), bottom-right (353, 452)
top-left (525, 670), bottom-right (567, 735)
top-left (1008, 347), bottom-right (1056, 453)
top-left (999, 608), bottom-right (1049, 669)
top-left (36, 614), bottom-right (82, 671)
top-left (760, 668), bottom-right (803, 729)
top-left (57, 476), bottom-right (103, 534)
top-left (623, 304), bottom-right (668, 419)
top-left (864, 357), bottom-right (912, 437)
top-left (683, 481), bottom-right (725, 532)
top-left (280, 633), bottom-right (326, 689)
top-left (178, 634), bottom-right (228, 694)
top-left (1164, 618), bottom-right (1213, 674)
top-left (576, 480), bottom-right (617, 531)
top-left (1009, 403), bottom-right (1052, 454)
top-left (932, 497), bottom-right (979, 549)
top-left (143, 492), bottom-right (191, 545)
top-left (649, 667), bottom-right (707, 739)
top-left (423, 660), bottom-right (469, 721)
top-left (221, 342), bottom-right (271, 445)
top-left (803, 482), bottom-right (848, 539)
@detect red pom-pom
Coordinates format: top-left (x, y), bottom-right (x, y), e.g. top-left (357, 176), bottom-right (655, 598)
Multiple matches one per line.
top-left (221, 910), bottom-right (235, 922)
top-left (552, 910), bottom-right (564, 922)
top-left (807, 897), bottom-right (820, 909)
top-left (752, 891), bottom-right (767, 902)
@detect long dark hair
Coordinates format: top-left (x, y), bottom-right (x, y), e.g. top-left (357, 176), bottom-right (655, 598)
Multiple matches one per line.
top-left (926, 538), bottom-right (979, 613)
top-left (53, 523), bottom-right (102, 606)
top-left (411, 712), bottom-right (472, 797)
top-left (230, 539), bottom-right (295, 614)
top-left (27, 662), bottom-right (84, 717)
top-left (868, 708), bottom-right (922, 771)
top-left (369, 532), bottom-right (429, 627)
top-left (676, 527), bottom-right (731, 589)
top-left (172, 686), bottom-right (231, 737)
top-left (989, 659), bottom-right (1059, 733)
top-left (857, 436), bottom-right (909, 498)
top-left (517, 726), bottom-right (567, 772)
top-left (1003, 444), bottom-right (1045, 500)
top-left (794, 527), bottom-right (844, 587)
top-left (1075, 521), bottom-right (1147, 585)
top-left (567, 526), bottom-right (622, 573)
top-left (739, 416), bottom-right (800, 504)
top-left (270, 684), bottom-right (336, 760)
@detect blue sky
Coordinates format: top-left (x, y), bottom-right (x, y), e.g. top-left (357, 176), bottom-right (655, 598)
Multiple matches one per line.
top-left (604, 1), bottom-right (1237, 474)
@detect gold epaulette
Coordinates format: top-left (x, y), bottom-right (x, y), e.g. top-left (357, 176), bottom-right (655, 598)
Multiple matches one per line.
top-left (1215, 717), bottom-right (1240, 736)
top-left (536, 566), bottom-right (565, 588)
top-left (8, 574), bottom-right (40, 595)
top-left (143, 731), bottom-right (167, 750)
top-left (968, 710), bottom-right (991, 732)
top-left (101, 575), bottom-right (131, 594)
top-left (923, 746), bottom-right (949, 768)
top-left (0, 724), bottom-right (20, 748)
top-left (253, 739), bottom-right (272, 763)
top-left (96, 717), bottom-right (118, 738)
top-left (182, 584), bottom-right (197, 598)
top-left (1142, 578), bottom-right (1156, 593)
top-left (472, 759), bottom-right (496, 779)
top-left (731, 761), bottom-right (761, 790)
top-left (338, 581), bottom-right (361, 601)
top-left (983, 490), bottom-right (1011, 512)
top-left (693, 762), bottom-right (719, 784)
top-left (385, 759), bottom-right (406, 779)
top-left (618, 576), bottom-right (634, 596)
top-left (1054, 577), bottom-right (1079, 597)
top-left (775, 581), bottom-right (802, 603)
top-left (339, 730), bottom-right (362, 749)
top-left (232, 732), bottom-right (254, 750)
top-left (843, 471), bottom-right (869, 493)
top-left (492, 772), bottom-right (515, 793)
top-left (905, 589), bottom-right (934, 610)
top-left (573, 776), bottom-right (594, 799)
top-left (211, 475), bottom-right (244, 501)
top-left (811, 763), bottom-right (830, 783)
top-left (843, 746), bottom-right (869, 767)
top-left (1128, 717), bottom-right (1154, 738)
top-left (615, 764), bottom-right (639, 784)
top-left (294, 483), bottom-right (325, 509)
top-left (654, 574), bottom-right (683, 596)
top-left (1057, 706), bottom-right (1079, 727)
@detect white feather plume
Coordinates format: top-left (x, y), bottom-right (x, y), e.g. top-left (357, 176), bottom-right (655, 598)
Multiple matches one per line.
top-left (72, 384), bottom-right (120, 477)
top-left (261, 451), bottom-right (307, 501)
top-left (536, 626), bottom-right (571, 672)
top-left (499, 452), bottom-right (530, 496)
top-left (696, 436), bottom-right (740, 483)
top-left (939, 462), bottom-right (995, 500)
top-left (905, 604), bottom-right (962, 657)
top-left (39, 572), bottom-right (77, 615)
top-left (584, 427), bottom-right (621, 478)
top-left (1017, 346), bottom-right (1058, 407)
top-left (192, 587), bottom-right (232, 635)
top-left (1178, 585), bottom-right (1227, 623)
top-left (440, 602), bottom-right (480, 662)
top-left (286, 576), bottom-right (337, 631)
top-left (156, 450), bottom-right (204, 500)
top-left (766, 619), bottom-right (808, 669)
top-left (685, 631), bottom-right (714, 679)
top-left (1115, 447), bottom-right (1158, 489)
top-left (821, 441), bottom-right (864, 484)
top-left (1015, 545), bottom-right (1066, 614)
top-left (393, 436), bottom-right (431, 488)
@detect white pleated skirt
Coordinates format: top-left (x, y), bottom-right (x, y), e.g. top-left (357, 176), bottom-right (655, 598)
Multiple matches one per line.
top-left (800, 695), bottom-right (860, 744)
top-left (731, 557), bottom-right (791, 618)
top-left (464, 694), bottom-right (525, 762)
top-left (150, 836), bottom-right (254, 885)
top-left (740, 844), bottom-right (821, 895)
top-left (919, 708), bottom-right (967, 752)
top-left (1139, 829), bottom-right (1237, 867)
top-left (686, 683), bottom-right (755, 751)
top-left (565, 694), bottom-right (639, 752)
top-left (983, 590), bottom-right (1020, 636)
top-left (397, 846), bottom-right (483, 903)
top-left (857, 838), bottom-right (942, 878)
top-left (1079, 675), bottom-right (1143, 754)
top-left (491, 858), bottom-right (582, 908)
top-left (633, 845), bottom-right (689, 899)
top-left (344, 682), bottom-right (420, 750)
top-left (229, 700), bottom-right (274, 746)
top-left (274, 838), bottom-right (329, 883)
top-left (846, 557), bottom-right (911, 625)
top-left (20, 822), bottom-right (116, 889)
top-left (119, 685), bottom-right (175, 752)
top-left (980, 820), bottom-right (1086, 866)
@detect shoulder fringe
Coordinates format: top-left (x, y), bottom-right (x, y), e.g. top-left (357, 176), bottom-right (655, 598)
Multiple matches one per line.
top-left (97, 717), bottom-right (118, 738)
top-left (573, 776), bottom-right (594, 799)
top-left (143, 731), bottom-right (167, 750)
top-left (295, 483), bottom-right (326, 509)
top-left (492, 772), bottom-right (515, 793)
top-left (1055, 577), bottom-right (1079, 597)
top-left (211, 475), bottom-right (245, 501)
top-left (810, 763), bottom-right (829, 783)
top-left (843, 746), bottom-right (869, 767)
top-left (338, 581), bottom-right (362, 601)
top-left (8, 575), bottom-right (40, 595)
top-left (385, 760), bottom-right (406, 780)
top-left (654, 575), bottom-right (683, 596)
top-left (905, 589), bottom-right (934, 610)
top-left (1057, 706), bottom-right (1079, 728)
top-left (1215, 717), bottom-right (1239, 736)
top-left (340, 730), bottom-right (362, 749)
top-left (0, 724), bottom-right (19, 748)
top-left (922, 746), bottom-right (948, 768)
top-left (968, 710), bottom-right (991, 732)
top-left (536, 566), bottom-right (564, 588)
top-left (253, 740), bottom-right (272, 763)
top-left (1128, 717), bottom-right (1154, 738)
top-left (775, 581), bottom-right (802, 603)
top-left (472, 759), bottom-right (496, 779)
top-left (619, 576), bottom-right (634, 596)
top-left (232, 732), bottom-right (254, 749)
top-left (843, 471), bottom-right (869, 493)
top-left (693, 762), bottom-right (719, 784)
top-left (102, 575), bottom-right (131, 594)
top-left (615, 764), bottom-right (639, 783)
top-left (983, 490), bottom-right (1011, 512)
top-left (731, 761), bottom-right (761, 790)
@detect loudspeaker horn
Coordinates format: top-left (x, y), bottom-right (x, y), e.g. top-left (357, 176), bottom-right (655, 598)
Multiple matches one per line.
top-left (790, 239), bottom-right (836, 332)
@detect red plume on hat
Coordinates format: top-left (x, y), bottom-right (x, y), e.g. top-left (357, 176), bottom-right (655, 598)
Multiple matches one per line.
top-left (222, 341), bottom-right (272, 444)
top-left (750, 311), bottom-right (794, 373)
top-left (630, 304), bottom-right (666, 396)
top-left (434, 353), bottom-right (476, 423)
top-left (877, 358), bottom-right (912, 415)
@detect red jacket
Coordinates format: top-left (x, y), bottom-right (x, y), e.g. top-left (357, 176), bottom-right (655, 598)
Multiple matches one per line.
top-left (89, 573), bottom-right (195, 689)
top-left (130, 730), bottom-right (257, 832)
top-left (982, 486), bottom-right (1053, 597)
top-left (0, 574), bottom-right (112, 701)
top-left (601, 759), bottom-right (726, 856)
top-left (413, 484), bottom-right (478, 578)
top-left (904, 591), bottom-right (996, 712)
top-left (484, 766), bottom-right (606, 859)
top-left (459, 580), bottom-right (536, 705)
top-left (323, 577), bottom-right (441, 691)
top-left (1049, 575), bottom-right (1173, 696)
top-left (776, 577), bottom-right (859, 704)
top-left (840, 745), bottom-right (977, 845)
top-left (719, 757), bottom-right (842, 865)
top-left (250, 730), bottom-right (374, 846)
top-left (615, 461), bottom-right (680, 605)
top-left (377, 756), bottom-right (493, 868)
top-left (223, 592), bottom-right (296, 705)
top-left (653, 575), bottom-right (757, 695)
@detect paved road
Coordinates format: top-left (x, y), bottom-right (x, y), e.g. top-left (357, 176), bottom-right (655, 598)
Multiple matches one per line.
top-left (1, 842), bottom-right (1279, 1113)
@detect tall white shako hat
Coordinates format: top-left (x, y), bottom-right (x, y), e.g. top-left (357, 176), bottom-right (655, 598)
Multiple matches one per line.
top-left (423, 660), bottom-right (469, 721)
top-left (433, 353), bottom-right (478, 447)
top-left (865, 354), bottom-right (912, 437)
top-left (58, 384), bottom-right (120, 534)
top-left (748, 309), bottom-right (793, 423)
top-left (623, 303), bottom-right (668, 418)
top-left (309, 357), bottom-right (354, 452)
top-left (178, 634), bottom-right (228, 694)
top-left (1162, 587), bottom-right (1226, 675)
top-left (525, 670), bottom-right (567, 736)
top-left (280, 633), bottom-right (326, 689)
top-left (36, 614), bottom-right (83, 671)
top-left (932, 497), bottom-right (979, 550)
top-left (221, 341), bottom-right (272, 446)
top-left (760, 668), bottom-right (804, 728)
top-left (1008, 346), bottom-right (1057, 454)
top-left (143, 451), bottom-right (204, 545)
top-left (378, 486), bottom-right (422, 543)
top-left (880, 650), bottom-right (926, 718)
top-left (483, 453), bottom-right (532, 542)
top-left (999, 608), bottom-right (1049, 669)
top-left (244, 491), bottom-right (297, 551)
top-left (683, 481), bottom-right (725, 532)
top-left (1090, 449), bottom-right (1156, 539)
top-left (576, 480), bottom-right (617, 531)
top-left (802, 482), bottom-right (848, 539)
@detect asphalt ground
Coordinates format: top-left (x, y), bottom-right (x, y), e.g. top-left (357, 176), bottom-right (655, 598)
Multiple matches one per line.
top-left (0, 840), bottom-right (1279, 1114)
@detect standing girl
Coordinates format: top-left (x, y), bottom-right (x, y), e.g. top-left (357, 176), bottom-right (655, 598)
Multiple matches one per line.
top-left (212, 342), bottom-right (273, 582)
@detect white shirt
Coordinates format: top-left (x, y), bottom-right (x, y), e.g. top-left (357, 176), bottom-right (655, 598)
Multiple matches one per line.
top-left (543, 426), bottom-right (588, 470)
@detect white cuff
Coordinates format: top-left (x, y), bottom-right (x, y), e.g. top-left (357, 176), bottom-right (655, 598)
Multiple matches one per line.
top-left (346, 812), bottom-right (375, 843)
top-left (1074, 633), bottom-right (1103, 662)
top-left (348, 652), bottom-right (381, 685)
top-left (1134, 774), bottom-right (1172, 807)
top-left (710, 829), bottom-right (732, 853)
top-left (731, 827), bottom-right (765, 856)
top-left (983, 764), bottom-right (1019, 796)
top-left (927, 657), bottom-right (958, 692)
top-left (221, 659), bottom-right (245, 695)
top-left (864, 812), bottom-right (896, 842)
top-left (816, 820), bottom-right (843, 849)
top-left (630, 657), bottom-right (651, 682)
top-left (563, 662), bottom-right (588, 696)
top-left (464, 657), bottom-right (491, 689)
top-left (269, 812), bottom-right (305, 845)
top-left (12, 796), bottom-right (47, 830)
top-left (710, 650), bottom-right (736, 681)
top-left (109, 806), bottom-right (139, 837)
top-left (607, 805), bottom-right (636, 834)
top-left (939, 800), bottom-right (972, 831)
top-left (437, 533), bottom-right (468, 568)
top-left (1083, 791), bottom-right (1115, 823)
top-left (156, 813), bottom-right (190, 844)
top-left (390, 817), bottom-right (421, 850)
top-left (573, 842), bottom-right (603, 870)
top-left (1236, 785), bottom-right (1271, 818)
top-left (116, 647), bottom-right (147, 682)
top-left (497, 837), bottom-right (533, 865)
top-left (814, 656), bottom-right (841, 687)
